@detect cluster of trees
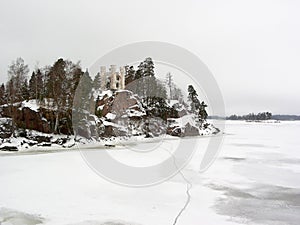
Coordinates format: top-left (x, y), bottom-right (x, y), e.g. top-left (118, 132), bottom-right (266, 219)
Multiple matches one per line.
top-left (187, 85), bottom-right (208, 124)
top-left (0, 58), bottom-right (30, 105)
top-left (0, 58), bottom-right (88, 105)
top-left (125, 57), bottom-right (167, 101)
top-left (0, 57), bottom-right (209, 133)
top-left (0, 57), bottom-right (94, 133)
top-left (124, 58), bottom-right (182, 104)
top-left (124, 58), bottom-right (184, 120)
top-left (123, 58), bottom-right (207, 122)
top-left (227, 112), bottom-right (272, 121)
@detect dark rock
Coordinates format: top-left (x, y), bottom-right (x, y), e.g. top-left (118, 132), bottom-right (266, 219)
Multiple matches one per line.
top-left (76, 125), bottom-right (91, 139)
top-left (0, 118), bottom-right (14, 139)
top-left (102, 125), bottom-right (127, 137)
top-left (53, 138), bottom-right (68, 145)
top-left (170, 127), bottom-right (183, 137)
top-left (183, 123), bottom-right (199, 136)
top-left (105, 144), bottom-right (115, 148)
top-left (0, 145), bottom-right (18, 151)
top-left (145, 132), bottom-right (154, 138)
top-left (32, 135), bottom-right (52, 143)
top-left (26, 140), bottom-right (38, 146)
top-left (37, 142), bottom-right (52, 147)
top-left (95, 90), bottom-right (145, 119)
top-left (212, 127), bottom-right (220, 135)
top-left (0, 104), bottom-right (73, 135)
top-left (0, 105), bottom-right (51, 134)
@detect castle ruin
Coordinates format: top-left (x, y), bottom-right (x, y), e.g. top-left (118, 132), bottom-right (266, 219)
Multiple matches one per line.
top-left (99, 65), bottom-right (125, 91)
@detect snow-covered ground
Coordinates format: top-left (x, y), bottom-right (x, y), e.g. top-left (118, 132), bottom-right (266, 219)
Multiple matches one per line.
top-left (0, 121), bottom-right (300, 225)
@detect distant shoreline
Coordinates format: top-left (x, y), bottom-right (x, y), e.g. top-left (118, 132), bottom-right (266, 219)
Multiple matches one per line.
top-left (208, 114), bottom-right (300, 121)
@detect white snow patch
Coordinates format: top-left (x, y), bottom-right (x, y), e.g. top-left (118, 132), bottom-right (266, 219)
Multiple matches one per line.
top-left (106, 113), bottom-right (116, 120)
top-left (21, 100), bottom-right (40, 112)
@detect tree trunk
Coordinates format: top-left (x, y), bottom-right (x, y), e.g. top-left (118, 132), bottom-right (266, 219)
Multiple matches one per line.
top-left (54, 112), bottom-right (59, 134)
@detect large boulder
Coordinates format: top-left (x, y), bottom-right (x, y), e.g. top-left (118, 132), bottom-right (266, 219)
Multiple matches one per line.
top-left (0, 102), bottom-right (73, 135)
top-left (94, 90), bottom-right (151, 138)
top-left (96, 90), bottom-right (146, 119)
top-left (183, 122), bottom-right (200, 136)
top-left (0, 118), bottom-right (14, 139)
top-left (0, 104), bottom-right (51, 134)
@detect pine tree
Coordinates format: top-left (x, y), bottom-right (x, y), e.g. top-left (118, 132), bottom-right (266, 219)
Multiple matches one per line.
top-left (45, 58), bottom-right (67, 133)
top-left (93, 72), bottom-right (101, 90)
top-left (35, 69), bottom-right (44, 102)
top-left (187, 85), bottom-right (208, 125)
top-left (134, 62), bottom-right (144, 97)
top-left (29, 71), bottom-right (37, 99)
top-left (125, 65), bottom-right (135, 85)
top-left (188, 85), bottom-right (200, 112)
top-left (143, 57), bottom-right (154, 77)
top-left (0, 83), bottom-right (5, 105)
top-left (74, 69), bottom-right (93, 111)
top-left (198, 101), bottom-right (208, 124)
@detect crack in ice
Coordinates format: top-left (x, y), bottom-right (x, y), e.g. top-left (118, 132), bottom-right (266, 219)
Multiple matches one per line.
top-left (164, 149), bottom-right (192, 225)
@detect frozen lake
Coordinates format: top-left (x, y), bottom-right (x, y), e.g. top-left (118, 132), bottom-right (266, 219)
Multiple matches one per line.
top-left (0, 121), bottom-right (300, 225)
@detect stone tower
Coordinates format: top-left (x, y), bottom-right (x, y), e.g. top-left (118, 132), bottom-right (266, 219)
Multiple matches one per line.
top-left (119, 66), bottom-right (125, 89)
top-left (99, 65), bottom-right (125, 91)
top-left (110, 65), bottom-right (117, 90)
top-left (100, 66), bottom-right (106, 90)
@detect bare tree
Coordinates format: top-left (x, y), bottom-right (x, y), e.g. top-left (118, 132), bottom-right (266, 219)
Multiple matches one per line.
top-left (7, 57), bottom-right (29, 102)
top-left (165, 72), bottom-right (173, 103)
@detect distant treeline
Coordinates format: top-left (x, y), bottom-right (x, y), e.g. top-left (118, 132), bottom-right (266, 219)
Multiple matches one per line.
top-left (208, 112), bottom-right (300, 121)
top-left (227, 112), bottom-right (272, 121)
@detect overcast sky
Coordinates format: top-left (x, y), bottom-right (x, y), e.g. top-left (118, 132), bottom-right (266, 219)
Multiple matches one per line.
top-left (1, 0), bottom-right (299, 115)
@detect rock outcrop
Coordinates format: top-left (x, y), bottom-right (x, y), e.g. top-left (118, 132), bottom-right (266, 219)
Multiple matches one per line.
top-left (0, 91), bottom-right (217, 141)
top-left (0, 102), bottom-right (72, 135)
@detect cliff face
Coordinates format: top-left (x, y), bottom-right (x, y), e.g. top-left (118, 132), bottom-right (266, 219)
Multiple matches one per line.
top-left (1, 105), bottom-right (51, 133)
top-left (96, 90), bottom-right (146, 120)
top-left (0, 100), bottom-right (72, 135)
top-left (78, 90), bottom-right (166, 138)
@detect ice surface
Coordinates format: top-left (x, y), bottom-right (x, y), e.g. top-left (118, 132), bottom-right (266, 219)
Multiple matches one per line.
top-left (0, 121), bottom-right (299, 225)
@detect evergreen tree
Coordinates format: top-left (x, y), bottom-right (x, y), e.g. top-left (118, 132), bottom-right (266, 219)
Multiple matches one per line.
top-left (93, 72), bottom-right (101, 90)
top-left (187, 85), bottom-right (208, 125)
top-left (198, 101), bottom-right (208, 124)
top-left (0, 83), bottom-right (5, 105)
top-left (29, 71), bottom-right (37, 99)
top-left (143, 57), bottom-right (154, 77)
top-left (74, 69), bottom-right (93, 111)
top-left (133, 62), bottom-right (144, 97)
top-left (35, 69), bottom-right (44, 101)
top-left (188, 85), bottom-right (200, 112)
top-left (125, 65), bottom-right (135, 85)
top-left (45, 58), bottom-right (67, 133)
top-left (135, 62), bottom-right (144, 79)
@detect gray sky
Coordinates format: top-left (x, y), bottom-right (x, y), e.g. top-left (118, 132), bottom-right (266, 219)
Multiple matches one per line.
top-left (1, 0), bottom-right (300, 115)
